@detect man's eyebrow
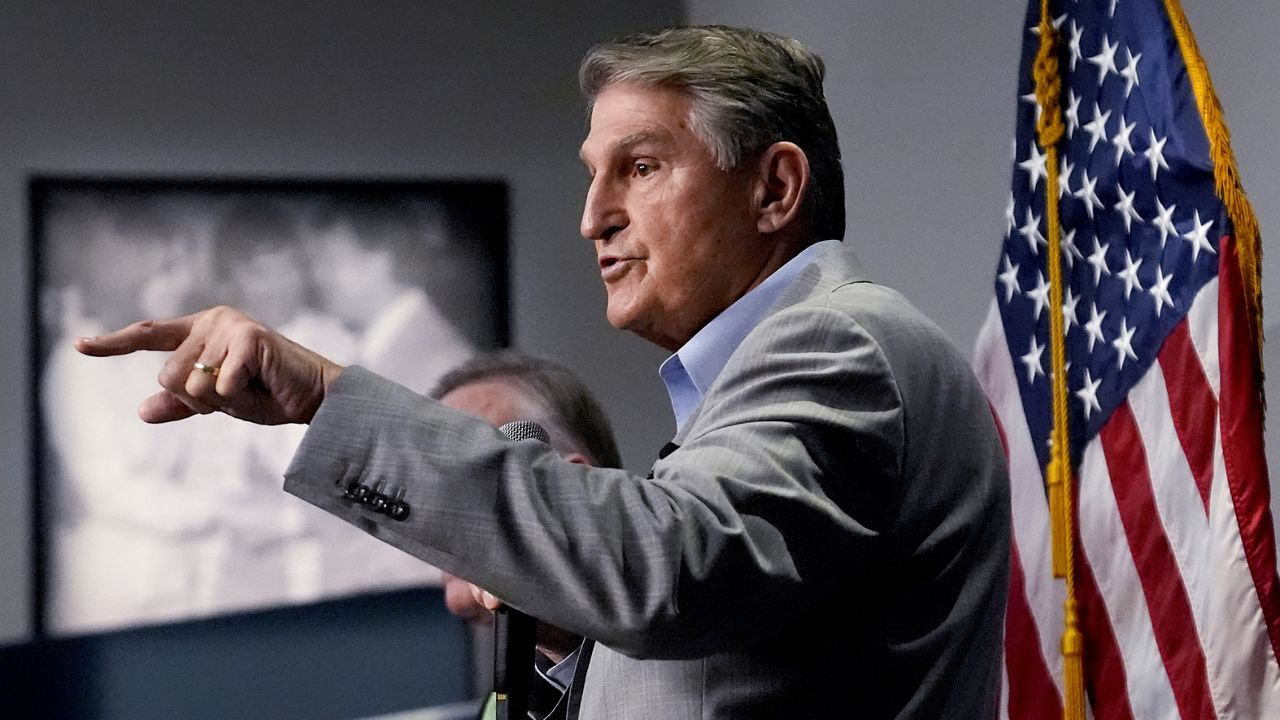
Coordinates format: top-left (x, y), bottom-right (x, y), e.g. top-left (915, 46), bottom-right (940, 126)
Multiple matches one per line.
top-left (614, 129), bottom-right (674, 152)
top-left (579, 129), bottom-right (675, 165)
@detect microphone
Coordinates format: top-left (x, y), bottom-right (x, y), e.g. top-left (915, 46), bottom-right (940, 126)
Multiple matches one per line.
top-left (492, 420), bottom-right (549, 720)
top-left (498, 420), bottom-right (551, 445)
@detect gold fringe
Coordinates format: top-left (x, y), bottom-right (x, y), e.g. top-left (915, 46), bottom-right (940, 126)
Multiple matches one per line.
top-left (1032, 2), bottom-right (1086, 718)
top-left (1163, 0), bottom-right (1265, 393)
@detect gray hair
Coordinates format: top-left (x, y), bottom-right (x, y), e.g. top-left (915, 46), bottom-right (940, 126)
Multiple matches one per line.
top-left (579, 25), bottom-right (845, 241)
top-left (430, 350), bottom-right (623, 469)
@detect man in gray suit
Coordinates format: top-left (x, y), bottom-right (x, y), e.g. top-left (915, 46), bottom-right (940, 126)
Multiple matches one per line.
top-left (80, 26), bottom-right (1009, 719)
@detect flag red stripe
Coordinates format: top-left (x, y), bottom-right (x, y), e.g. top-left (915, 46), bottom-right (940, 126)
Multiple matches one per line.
top-left (1071, 519), bottom-right (1136, 720)
top-left (1216, 235), bottom-right (1280, 666)
top-left (1004, 538), bottom-right (1062, 719)
top-left (1156, 321), bottom-right (1218, 514)
top-left (1099, 405), bottom-right (1217, 720)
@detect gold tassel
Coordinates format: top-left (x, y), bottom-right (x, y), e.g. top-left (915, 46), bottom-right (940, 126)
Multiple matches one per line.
top-left (1031, 2), bottom-right (1085, 717)
top-left (1062, 599), bottom-right (1087, 718)
top-left (1047, 457), bottom-right (1067, 578)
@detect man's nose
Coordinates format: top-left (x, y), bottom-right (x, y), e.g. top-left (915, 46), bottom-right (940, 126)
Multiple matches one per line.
top-left (580, 176), bottom-right (626, 241)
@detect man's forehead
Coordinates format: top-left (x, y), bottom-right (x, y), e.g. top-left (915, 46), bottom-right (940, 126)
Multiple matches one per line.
top-left (439, 377), bottom-right (538, 424)
top-left (579, 84), bottom-right (694, 155)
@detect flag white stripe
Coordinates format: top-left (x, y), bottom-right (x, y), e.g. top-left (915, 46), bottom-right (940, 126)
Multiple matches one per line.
top-left (1185, 276), bottom-right (1220, 400)
top-left (1127, 355), bottom-right (1227, 717)
top-left (1077, 439), bottom-right (1181, 720)
top-left (1126, 358), bottom-right (1212, 616)
top-left (1155, 280), bottom-right (1280, 716)
top-left (975, 302), bottom-right (1065, 695)
top-left (1204, 409), bottom-right (1280, 717)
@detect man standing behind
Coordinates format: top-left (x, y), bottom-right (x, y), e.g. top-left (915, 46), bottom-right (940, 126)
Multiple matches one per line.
top-left (79, 26), bottom-right (1009, 718)
top-left (432, 351), bottom-right (622, 719)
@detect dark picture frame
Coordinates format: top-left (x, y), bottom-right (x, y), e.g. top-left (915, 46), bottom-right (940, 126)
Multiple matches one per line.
top-left (30, 176), bottom-right (508, 636)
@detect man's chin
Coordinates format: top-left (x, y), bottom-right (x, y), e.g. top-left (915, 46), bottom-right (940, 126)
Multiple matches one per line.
top-left (604, 301), bottom-right (634, 332)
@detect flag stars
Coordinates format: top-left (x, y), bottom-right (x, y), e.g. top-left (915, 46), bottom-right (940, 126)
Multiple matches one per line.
top-left (1019, 140), bottom-right (1049, 191)
top-left (1084, 303), bottom-right (1108, 352)
top-left (1110, 0), bottom-right (1121, 18)
top-left (1087, 237), bottom-right (1111, 285)
top-left (1026, 271), bottom-right (1052, 321)
top-left (1153, 197), bottom-right (1178, 247)
top-left (1021, 91), bottom-right (1043, 124)
top-left (1028, 13), bottom-right (1067, 36)
top-left (1088, 34), bottom-right (1120, 86)
top-left (1149, 267), bottom-right (1175, 316)
top-left (1058, 157), bottom-right (1075, 199)
top-left (1076, 369), bottom-right (1103, 420)
top-left (1183, 209), bottom-right (1216, 262)
top-left (1019, 208), bottom-right (1047, 254)
top-left (1144, 129), bottom-right (1170, 181)
top-left (1117, 249), bottom-right (1144, 300)
top-left (1112, 317), bottom-right (1139, 370)
top-left (1068, 21), bottom-right (1084, 72)
top-left (1021, 335), bottom-right (1047, 383)
top-left (1114, 187), bottom-right (1142, 233)
top-left (1063, 286), bottom-right (1081, 329)
top-left (1112, 117), bottom-right (1137, 166)
top-left (1082, 103), bottom-right (1112, 153)
top-left (1061, 226), bottom-right (1083, 269)
top-left (1066, 90), bottom-right (1082, 138)
top-left (1004, 193), bottom-right (1017, 237)
top-left (998, 255), bottom-right (1021, 303)
top-left (1075, 171), bottom-right (1104, 219)
top-left (1119, 48), bottom-right (1142, 98)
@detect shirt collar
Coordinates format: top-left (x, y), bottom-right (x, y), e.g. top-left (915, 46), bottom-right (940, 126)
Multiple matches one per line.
top-left (659, 240), bottom-right (841, 430)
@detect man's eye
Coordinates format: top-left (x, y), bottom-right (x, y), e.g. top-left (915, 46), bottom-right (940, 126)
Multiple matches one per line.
top-left (634, 162), bottom-right (655, 177)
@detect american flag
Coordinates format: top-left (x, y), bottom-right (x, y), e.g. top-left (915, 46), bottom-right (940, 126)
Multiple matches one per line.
top-left (973, 1), bottom-right (1280, 718)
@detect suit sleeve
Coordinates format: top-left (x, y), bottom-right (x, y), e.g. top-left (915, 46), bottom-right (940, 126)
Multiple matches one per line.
top-left (283, 302), bottom-right (904, 660)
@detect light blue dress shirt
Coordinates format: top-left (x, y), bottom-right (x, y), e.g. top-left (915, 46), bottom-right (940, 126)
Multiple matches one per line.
top-left (659, 240), bottom-right (841, 431)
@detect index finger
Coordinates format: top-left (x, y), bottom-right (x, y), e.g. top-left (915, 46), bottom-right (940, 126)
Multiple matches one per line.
top-left (470, 583), bottom-right (503, 612)
top-left (74, 315), bottom-right (198, 357)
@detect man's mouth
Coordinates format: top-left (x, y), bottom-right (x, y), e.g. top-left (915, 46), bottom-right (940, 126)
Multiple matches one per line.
top-left (599, 255), bottom-right (640, 281)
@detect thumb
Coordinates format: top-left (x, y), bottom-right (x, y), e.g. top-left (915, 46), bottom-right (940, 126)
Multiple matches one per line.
top-left (138, 391), bottom-right (200, 424)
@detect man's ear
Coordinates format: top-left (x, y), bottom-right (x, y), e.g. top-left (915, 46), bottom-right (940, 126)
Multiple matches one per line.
top-left (563, 452), bottom-right (593, 466)
top-left (753, 141), bottom-right (810, 235)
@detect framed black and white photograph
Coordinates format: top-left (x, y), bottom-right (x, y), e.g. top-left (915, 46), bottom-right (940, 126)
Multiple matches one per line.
top-left (31, 177), bottom-right (508, 636)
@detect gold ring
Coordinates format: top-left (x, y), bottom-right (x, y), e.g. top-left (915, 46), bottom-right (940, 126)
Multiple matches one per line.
top-left (193, 361), bottom-right (221, 377)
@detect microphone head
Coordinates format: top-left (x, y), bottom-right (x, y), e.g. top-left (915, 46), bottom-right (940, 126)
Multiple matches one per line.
top-left (498, 420), bottom-right (550, 445)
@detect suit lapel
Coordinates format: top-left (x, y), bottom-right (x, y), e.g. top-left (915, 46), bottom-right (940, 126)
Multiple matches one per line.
top-left (558, 638), bottom-right (595, 720)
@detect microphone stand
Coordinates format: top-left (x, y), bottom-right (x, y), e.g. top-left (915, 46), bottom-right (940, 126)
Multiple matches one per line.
top-left (494, 606), bottom-right (537, 719)
top-left (492, 420), bottom-right (549, 720)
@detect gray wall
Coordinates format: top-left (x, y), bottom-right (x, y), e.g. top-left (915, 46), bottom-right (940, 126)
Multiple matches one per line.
top-left (0, 0), bottom-right (681, 645)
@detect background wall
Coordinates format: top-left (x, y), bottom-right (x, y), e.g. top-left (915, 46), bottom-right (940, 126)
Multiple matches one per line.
top-left (2, 0), bottom-right (1277, 654)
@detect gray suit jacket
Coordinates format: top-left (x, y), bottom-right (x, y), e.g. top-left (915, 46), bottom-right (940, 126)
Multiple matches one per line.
top-left (285, 244), bottom-right (1009, 719)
